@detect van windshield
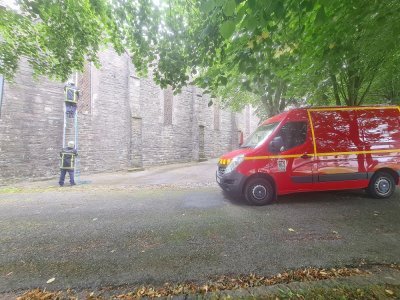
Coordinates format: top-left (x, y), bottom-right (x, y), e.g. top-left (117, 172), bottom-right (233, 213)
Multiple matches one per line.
top-left (241, 122), bottom-right (279, 148)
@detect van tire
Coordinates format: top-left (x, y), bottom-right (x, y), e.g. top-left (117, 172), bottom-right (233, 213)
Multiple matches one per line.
top-left (367, 171), bottom-right (396, 199)
top-left (245, 178), bottom-right (274, 205)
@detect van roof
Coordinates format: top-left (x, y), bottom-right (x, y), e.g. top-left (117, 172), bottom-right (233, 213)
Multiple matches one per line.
top-left (261, 105), bottom-right (399, 126)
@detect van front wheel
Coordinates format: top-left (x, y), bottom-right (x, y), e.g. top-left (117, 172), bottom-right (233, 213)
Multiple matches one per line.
top-left (368, 171), bottom-right (396, 199)
top-left (245, 178), bottom-right (274, 205)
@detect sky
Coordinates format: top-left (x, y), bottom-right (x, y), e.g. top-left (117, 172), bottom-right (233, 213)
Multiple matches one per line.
top-left (0, 0), bottom-right (18, 10)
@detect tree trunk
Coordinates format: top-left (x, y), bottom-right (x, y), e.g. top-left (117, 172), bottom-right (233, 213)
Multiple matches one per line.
top-left (260, 80), bottom-right (288, 117)
top-left (330, 73), bottom-right (341, 106)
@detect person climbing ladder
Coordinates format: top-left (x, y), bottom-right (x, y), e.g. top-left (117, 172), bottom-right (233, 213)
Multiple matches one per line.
top-left (59, 141), bottom-right (78, 186)
top-left (64, 82), bottom-right (79, 118)
top-left (61, 79), bottom-right (80, 185)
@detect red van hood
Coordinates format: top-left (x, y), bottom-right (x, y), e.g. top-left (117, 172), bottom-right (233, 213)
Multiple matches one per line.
top-left (218, 148), bottom-right (252, 166)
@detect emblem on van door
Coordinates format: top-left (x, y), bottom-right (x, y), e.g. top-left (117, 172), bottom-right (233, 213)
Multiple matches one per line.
top-left (277, 159), bottom-right (287, 172)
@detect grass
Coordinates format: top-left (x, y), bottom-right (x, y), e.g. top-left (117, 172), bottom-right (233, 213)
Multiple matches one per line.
top-left (0, 186), bottom-right (62, 194)
top-left (0, 187), bottom-right (24, 194)
top-left (262, 284), bottom-right (400, 300)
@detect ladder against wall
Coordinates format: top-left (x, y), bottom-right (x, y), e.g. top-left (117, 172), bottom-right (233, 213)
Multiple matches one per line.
top-left (62, 82), bottom-right (80, 182)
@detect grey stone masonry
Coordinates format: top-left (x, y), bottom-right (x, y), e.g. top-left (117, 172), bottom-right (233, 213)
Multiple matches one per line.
top-left (0, 60), bottom-right (64, 183)
top-left (0, 50), bottom-right (259, 184)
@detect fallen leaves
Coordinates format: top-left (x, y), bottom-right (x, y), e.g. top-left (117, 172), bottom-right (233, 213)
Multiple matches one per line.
top-left (116, 267), bottom-right (369, 298)
top-left (16, 289), bottom-right (64, 300)
top-left (17, 267), bottom-right (371, 299)
top-left (390, 264), bottom-right (400, 271)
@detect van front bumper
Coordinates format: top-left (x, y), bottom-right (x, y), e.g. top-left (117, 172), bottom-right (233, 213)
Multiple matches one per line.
top-left (216, 170), bottom-right (246, 195)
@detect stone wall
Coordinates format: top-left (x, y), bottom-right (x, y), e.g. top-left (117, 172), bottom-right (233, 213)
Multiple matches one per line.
top-left (0, 50), bottom-right (259, 185)
top-left (0, 60), bottom-right (64, 183)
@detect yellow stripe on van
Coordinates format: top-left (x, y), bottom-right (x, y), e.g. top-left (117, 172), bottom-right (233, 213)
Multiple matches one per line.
top-left (244, 149), bottom-right (400, 161)
top-left (315, 149), bottom-right (400, 157)
top-left (307, 110), bottom-right (317, 156)
top-left (244, 154), bottom-right (304, 160)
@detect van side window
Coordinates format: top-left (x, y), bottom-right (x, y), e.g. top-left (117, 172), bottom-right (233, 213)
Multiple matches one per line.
top-left (358, 109), bottom-right (400, 150)
top-left (277, 122), bottom-right (307, 151)
top-left (311, 110), bottom-right (360, 153)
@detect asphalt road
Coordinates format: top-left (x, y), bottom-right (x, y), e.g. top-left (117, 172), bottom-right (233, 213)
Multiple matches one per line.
top-left (0, 160), bottom-right (399, 293)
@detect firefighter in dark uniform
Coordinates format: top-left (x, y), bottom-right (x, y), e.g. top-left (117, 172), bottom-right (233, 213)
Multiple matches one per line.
top-left (59, 141), bottom-right (78, 186)
top-left (64, 82), bottom-right (79, 118)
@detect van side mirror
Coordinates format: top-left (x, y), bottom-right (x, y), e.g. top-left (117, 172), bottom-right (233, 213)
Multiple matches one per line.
top-left (269, 136), bottom-right (284, 153)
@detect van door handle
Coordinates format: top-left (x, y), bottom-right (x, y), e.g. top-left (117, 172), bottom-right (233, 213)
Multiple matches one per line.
top-left (301, 153), bottom-right (311, 159)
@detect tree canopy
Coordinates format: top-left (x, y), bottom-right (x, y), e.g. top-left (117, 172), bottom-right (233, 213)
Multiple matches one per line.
top-left (1, 0), bottom-right (399, 117)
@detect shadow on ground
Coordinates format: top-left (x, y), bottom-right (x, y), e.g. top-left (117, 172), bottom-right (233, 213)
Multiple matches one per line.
top-left (221, 188), bottom-right (397, 207)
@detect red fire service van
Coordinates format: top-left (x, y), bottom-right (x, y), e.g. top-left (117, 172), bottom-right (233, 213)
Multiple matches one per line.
top-left (216, 106), bottom-right (400, 205)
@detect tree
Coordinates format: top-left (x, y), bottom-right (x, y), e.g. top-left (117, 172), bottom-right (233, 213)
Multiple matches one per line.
top-left (371, 52), bottom-right (400, 105)
top-left (200, 0), bottom-right (399, 107)
top-left (0, 0), bottom-right (158, 81)
top-left (289, 0), bottom-right (400, 106)
top-left (1, 0), bottom-right (399, 112)
top-left (136, 0), bottom-right (400, 113)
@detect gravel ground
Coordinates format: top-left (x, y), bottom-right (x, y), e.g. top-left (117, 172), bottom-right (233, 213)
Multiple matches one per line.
top-left (0, 160), bottom-right (399, 294)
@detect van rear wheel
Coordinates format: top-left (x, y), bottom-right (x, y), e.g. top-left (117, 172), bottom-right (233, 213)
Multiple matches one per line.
top-left (245, 178), bottom-right (274, 206)
top-left (367, 171), bottom-right (396, 199)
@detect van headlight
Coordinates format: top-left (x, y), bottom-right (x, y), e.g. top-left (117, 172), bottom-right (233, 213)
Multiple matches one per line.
top-left (225, 155), bottom-right (245, 173)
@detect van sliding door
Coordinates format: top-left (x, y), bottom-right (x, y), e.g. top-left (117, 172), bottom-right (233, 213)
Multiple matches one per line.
top-left (309, 109), bottom-right (368, 187)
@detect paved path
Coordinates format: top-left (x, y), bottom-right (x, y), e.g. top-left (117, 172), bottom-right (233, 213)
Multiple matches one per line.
top-left (0, 160), bottom-right (399, 294)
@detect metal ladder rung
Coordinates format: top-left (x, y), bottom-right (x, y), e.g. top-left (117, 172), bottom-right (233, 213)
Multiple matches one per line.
top-left (62, 85), bottom-right (80, 183)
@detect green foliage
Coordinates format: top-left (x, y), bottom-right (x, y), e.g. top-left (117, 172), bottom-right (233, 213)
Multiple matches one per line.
top-left (1, 0), bottom-right (109, 80)
top-left (1, 0), bottom-right (399, 113)
top-left (290, 0), bottom-right (400, 106)
top-left (0, 0), bottom-right (149, 81)
top-left (111, 0), bottom-right (160, 77)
